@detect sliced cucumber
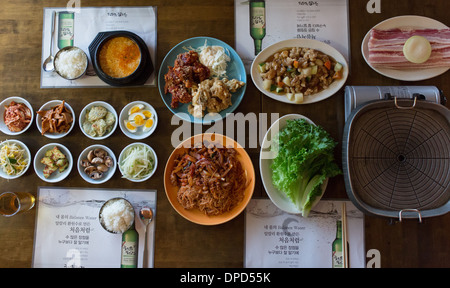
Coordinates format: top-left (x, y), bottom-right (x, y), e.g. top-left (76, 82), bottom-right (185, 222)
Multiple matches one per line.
top-left (258, 62), bottom-right (266, 73)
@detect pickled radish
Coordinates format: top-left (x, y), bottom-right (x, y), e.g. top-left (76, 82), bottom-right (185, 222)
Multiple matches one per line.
top-left (403, 36), bottom-right (432, 64)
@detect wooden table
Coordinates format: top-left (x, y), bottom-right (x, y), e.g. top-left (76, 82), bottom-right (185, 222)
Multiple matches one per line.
top-left (0, 0), bottom-right (448, 268)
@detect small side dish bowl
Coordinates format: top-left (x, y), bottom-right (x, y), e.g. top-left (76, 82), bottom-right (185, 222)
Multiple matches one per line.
top-left (36, 100), bottom-right (75, 139)
top-left (0, 139), bottom-right (31, 179)
top-left (118, 142), bottom-right (157, 182)
top-left (34, 143), bottom-right (73, 183)
top-left (119, 101), bottom-right (158, 140)
top-left (78, 144), bottom-right (117, 184)
top-left (0, 97), bottom-right (34, 136)
top-left (54, 46), bottom-right (89, 80)
top-left (79, 101), bottom-right (118, 140)
top-left (99, 197), bottom-right (135, 234)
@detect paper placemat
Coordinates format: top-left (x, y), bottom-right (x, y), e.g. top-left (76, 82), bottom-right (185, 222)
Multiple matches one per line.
top-left (245, 199), bottom-right (365, 268)
top-left (41, 6), bottom-right (157, 88)
top-left (32, 187), bottom-right (156, 268)
top-left (235, 0), bottom-right (350, 73)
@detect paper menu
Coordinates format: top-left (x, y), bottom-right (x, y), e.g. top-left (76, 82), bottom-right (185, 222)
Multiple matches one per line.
top-left (32, 187), bottom-right (156, 268)
top-left (235, 0), bottom-right (350, 72)
top-left (245, 199), bottom-right (365, 268)
top-left (40, 6), bottom-right (157, 88)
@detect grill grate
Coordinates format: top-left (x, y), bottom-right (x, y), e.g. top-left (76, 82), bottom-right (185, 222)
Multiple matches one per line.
top-left (347, 100), bottom-right (450, 213)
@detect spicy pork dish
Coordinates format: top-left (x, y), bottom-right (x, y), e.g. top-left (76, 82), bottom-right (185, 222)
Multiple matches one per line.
top-left (170, 143), bottom-right (247, 216)
top-left (257, 47), bottom-right (343, 102)
top-left (164, 46), bottom-right (245, 119)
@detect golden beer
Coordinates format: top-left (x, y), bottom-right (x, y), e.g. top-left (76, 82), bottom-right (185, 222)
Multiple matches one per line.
top-left (0, 192), bottom-right (35, 217)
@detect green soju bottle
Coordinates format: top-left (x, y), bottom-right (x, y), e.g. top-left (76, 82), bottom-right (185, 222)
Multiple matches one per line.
top-left (58, 11), bottom-right (75, 49)
top-left (249, 0), bottom-right (266, 55)
top-left (121, 223), bottom-right (139, 268)
top-left (332, 220), bottom-right (343, 268)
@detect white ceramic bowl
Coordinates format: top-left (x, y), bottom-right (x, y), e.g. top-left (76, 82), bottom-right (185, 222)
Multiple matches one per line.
top-left (0, 97), bottom-right (34, 135)
top-left (36, 100), bottom-right (75, 139)
top-left (0, 139), bottom-right (31, 179)
top-left (34, 143), bottom-right (73, 183)
top-left (118, 142), bottom-right (157, 182)
top-left (259, 114), bottom-right (329, 214)
top-left (78, 144), bottom-right (117, 184)
top-left (79, 101), bottom-right (118, 140)
top-left (119, 101), bottom-right (158, 140)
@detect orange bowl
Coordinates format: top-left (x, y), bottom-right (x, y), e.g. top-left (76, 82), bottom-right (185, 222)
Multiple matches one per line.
top-left (164, 133), bottom-right (255, 225)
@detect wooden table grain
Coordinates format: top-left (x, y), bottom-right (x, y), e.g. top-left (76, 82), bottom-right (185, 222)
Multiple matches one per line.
top-left (0, 0), bottom-right (448, 268)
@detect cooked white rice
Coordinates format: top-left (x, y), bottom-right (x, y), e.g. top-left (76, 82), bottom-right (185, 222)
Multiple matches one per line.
top-left (55, 48), bottom-right (87, 79)
top-left (100, 199), bottom-right (134, 233)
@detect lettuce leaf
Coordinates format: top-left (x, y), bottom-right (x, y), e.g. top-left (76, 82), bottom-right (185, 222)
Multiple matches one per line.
top-left (271, 119), bottom-right (341, 217)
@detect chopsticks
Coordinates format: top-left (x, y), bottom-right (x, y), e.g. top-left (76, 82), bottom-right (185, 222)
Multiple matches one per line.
top-left (341, 202), bottom-right (349, 268)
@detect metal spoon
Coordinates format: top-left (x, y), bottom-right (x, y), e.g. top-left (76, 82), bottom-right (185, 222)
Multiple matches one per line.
top-left (139, 206), bottom-right (153, 268)
top-left (42, 11), bottom-right (56, 72)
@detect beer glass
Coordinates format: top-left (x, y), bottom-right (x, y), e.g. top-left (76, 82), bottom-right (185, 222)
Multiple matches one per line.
top-left (0, 192), bottom-right (35, 217)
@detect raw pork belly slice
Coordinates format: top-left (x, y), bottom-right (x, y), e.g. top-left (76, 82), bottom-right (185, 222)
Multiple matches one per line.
top-left (368, 28), bottom-right (450, 69)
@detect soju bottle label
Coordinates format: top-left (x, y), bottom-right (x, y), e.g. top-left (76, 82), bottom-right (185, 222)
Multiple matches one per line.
top-left (58, 12), bottom-right (74, 49)
top-left (121, 240), bottom-right (138, 267)
top-left (332, 251), bottom-right (343, 268)
top-left (250, 6), bottom-right (265, 30)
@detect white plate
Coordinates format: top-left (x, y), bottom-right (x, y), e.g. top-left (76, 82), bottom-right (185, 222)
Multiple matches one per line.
top-left (0, 139), bottom-right (31, 179)
top-left (119, 101), bottom-right (158, 140)
top-left (251, 39), bottom-right (348, 105)
top-left (0, 97), bottom-right (34, 136)
top-left (36, 100), bottom-right (75, 139)
top-left (34, 143), bottom-right (73, 183)
top-left (259, 114), bottom-right (328, 214)
top-left (362, 15), bottom-right (449, 81)
top-left (79, 101), bottom-right (118, 140)
top-left (78, 144), bottom-right (117, 185)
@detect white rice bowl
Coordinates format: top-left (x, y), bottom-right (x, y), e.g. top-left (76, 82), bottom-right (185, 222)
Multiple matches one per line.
top-left (55, 47), bottom-right (88, 80)
top-left (99, 198), bottom-right (135, 233)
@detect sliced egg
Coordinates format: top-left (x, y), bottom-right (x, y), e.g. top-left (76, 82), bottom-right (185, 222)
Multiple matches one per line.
top-left (142, 118), bottom-right (154, 132)
top-left (124, 120), bottom-right (138, 133)
top-left (128, 112), bottom-right (146, 127)
top-left (141, 110), bottom-right (153, 119)
top-left (128, 104), bottom-right (145, 115)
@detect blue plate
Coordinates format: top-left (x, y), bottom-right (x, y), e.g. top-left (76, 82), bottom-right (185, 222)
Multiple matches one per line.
top-left (158, 37), bottom-right (247, 124)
